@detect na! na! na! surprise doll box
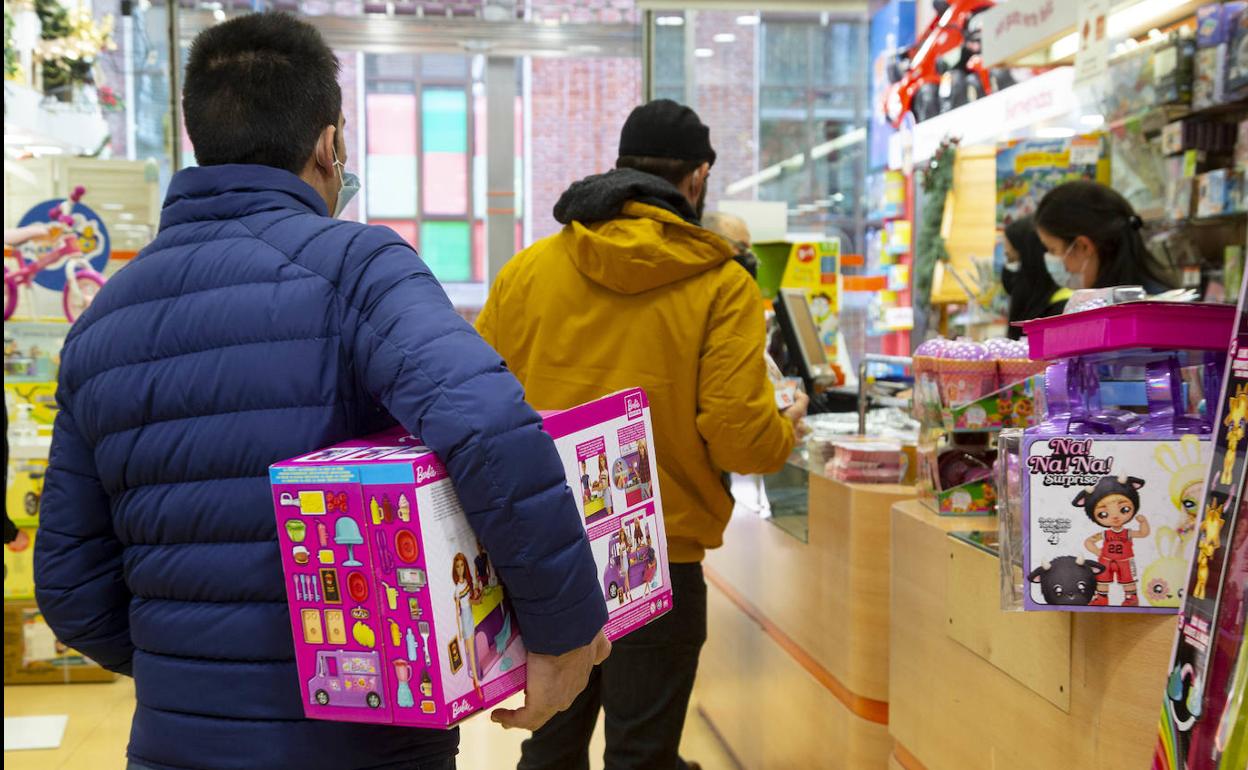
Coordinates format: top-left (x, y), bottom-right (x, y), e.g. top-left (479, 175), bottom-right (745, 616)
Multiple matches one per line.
top-left (1022, 434), bottom-right (1210, 613)
top-left (270, 389), bottom-right (672, 728)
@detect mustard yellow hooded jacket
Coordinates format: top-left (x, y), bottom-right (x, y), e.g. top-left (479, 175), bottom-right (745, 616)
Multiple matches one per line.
top-left (477, 168), bottom-right (796, 563)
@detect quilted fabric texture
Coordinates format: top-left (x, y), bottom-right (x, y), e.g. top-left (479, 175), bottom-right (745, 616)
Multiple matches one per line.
top-left (33, 164), bottom-right (605, 770)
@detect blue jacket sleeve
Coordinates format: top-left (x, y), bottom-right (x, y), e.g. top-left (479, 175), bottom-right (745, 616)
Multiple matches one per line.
top-left (338, 233), bottom-right (606, 656)
top-left (34, 405), bottom-right (134, 675)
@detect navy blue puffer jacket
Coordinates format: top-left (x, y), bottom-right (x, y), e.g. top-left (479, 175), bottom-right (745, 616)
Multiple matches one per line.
top-left (33, 165), bottom-right (606, 770)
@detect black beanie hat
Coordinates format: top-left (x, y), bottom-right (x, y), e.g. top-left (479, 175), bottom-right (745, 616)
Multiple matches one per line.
top-left (618, 99), bottom-right (717, 167)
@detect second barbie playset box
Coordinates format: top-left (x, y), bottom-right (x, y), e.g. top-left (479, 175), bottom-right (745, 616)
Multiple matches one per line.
top-left (269, 389), bottom-right (671, 728)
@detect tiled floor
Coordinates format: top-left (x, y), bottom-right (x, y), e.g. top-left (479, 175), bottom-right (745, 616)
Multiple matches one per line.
top-left (3, 679), bottom-right (738, 769)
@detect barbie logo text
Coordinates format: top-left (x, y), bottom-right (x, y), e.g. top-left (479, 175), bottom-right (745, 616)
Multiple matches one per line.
top-left (1027, 438), bottom-right (1114, 487)
top-left (415, 464), bottom-right (440, 484)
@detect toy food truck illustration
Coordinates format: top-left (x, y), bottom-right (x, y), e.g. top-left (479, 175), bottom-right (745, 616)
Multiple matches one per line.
top-left (307, 650), bottom-right (384, 709)
top-left (603, 537), bottom-right (657, 602)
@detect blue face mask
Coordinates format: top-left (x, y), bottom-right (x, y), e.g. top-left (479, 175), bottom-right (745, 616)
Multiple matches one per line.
top-left (332, 148), bottom-right (360, 218)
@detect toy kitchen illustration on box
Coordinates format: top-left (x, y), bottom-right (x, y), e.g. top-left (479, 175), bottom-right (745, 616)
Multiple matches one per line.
top-left (270, 389), bottom-right (672, 728)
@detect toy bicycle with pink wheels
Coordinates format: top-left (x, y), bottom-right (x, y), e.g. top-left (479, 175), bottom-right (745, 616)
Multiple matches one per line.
top-left (4, 185), bottom-right (108, 323)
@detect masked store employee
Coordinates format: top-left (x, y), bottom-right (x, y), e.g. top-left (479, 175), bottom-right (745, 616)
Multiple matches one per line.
top-left (1001, 216), bottom-right (1072, 340)
top-left (33, 12), bottom-right (608, 770)
top-left (1034, 180), bottom-right (1176, 295)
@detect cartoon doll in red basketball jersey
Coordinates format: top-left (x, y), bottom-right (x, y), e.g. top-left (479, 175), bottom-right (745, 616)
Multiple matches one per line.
top-left (1078, 475), bottom-right (1150, 607)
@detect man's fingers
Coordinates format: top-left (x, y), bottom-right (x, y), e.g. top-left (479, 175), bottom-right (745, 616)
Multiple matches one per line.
top-left (491, 704), bottom-right (555, 731)
top-left (593, 637), bottom-right (612, 665)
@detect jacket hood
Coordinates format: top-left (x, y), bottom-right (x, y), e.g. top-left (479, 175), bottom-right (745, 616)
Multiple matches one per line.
top-left (552, 169), bottom-right (734, 295)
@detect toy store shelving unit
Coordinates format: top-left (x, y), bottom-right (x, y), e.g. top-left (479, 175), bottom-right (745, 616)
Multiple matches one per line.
top-left (694, 460), bottom-right (919, 769)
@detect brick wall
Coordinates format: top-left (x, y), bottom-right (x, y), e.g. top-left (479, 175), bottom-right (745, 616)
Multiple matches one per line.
top-left (528, 57), bottom-right (640, 242)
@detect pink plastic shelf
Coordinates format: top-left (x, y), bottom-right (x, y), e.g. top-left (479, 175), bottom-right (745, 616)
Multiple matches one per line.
top-left (1022, 302), bottom-right (1235, 360)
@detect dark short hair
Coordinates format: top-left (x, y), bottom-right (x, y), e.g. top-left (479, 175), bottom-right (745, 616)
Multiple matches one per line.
top-left (183, 13), bottom-right (341, 174)
top-left (615, 155), bottom-right (704, 188)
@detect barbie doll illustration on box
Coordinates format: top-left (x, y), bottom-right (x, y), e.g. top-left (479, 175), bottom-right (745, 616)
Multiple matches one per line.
top-left (601, 511), bottom-right (661, 607)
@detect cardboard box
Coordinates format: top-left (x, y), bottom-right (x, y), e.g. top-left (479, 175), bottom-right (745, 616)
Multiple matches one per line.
top-left (1229, 4), bottom-right (1248, 94)
top-left (1021, 435), bottom-right (1210, 612)
top-left (3, 601), bottom-right (118, 684)
top-left (270, 389), bottom-right (671, 728)
top-left (3, 528), bottom-right (35, 601)
top-left (1197, 168), bottom-right (1231, 217)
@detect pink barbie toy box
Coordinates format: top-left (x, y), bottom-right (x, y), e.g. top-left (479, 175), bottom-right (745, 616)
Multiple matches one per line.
top-left (269, 388), bottom-right (672, 728)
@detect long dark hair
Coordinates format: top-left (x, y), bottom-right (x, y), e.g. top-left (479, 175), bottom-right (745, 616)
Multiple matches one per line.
top-left (1004, 217), bottom-right (1060, 332)
top-left (1034, 181), bottom-right (1173, 291)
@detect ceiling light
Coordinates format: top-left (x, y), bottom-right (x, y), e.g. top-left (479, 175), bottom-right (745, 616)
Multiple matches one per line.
top-left (694, 48), bottom-right (714, 58)
top-left (212, 8), bottom-right (225, 22)
top-left (713, 33), bottom-right (736, 44)
top-left (1050, 0), bottom-right (1190, 60)
top-left (737, 15), bottom-right (760, 26)
top-left (655, 15), bottom-right (684, 27)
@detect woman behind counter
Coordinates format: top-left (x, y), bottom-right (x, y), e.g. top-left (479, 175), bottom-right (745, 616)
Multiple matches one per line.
top-left (1034, 180), bottom-right (1176, 294)
top-left (1002, 216), bottom-right (1071, 340)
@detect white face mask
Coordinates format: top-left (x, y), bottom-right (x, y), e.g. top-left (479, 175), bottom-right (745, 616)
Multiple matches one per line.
top-left (1045, 252), bottom-right (1080, 290)
top-left (1048, 240), bottom-right (1087, 290)
top-left (332, 146), bottom-right (360, 218)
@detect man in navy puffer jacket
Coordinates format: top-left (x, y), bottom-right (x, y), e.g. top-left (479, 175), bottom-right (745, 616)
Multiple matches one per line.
top-left (33, 13), bottom-right (609, 770)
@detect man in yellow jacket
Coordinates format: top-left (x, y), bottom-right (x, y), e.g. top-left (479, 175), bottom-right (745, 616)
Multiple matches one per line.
top-left (478, 99), bottom-right (808, 770)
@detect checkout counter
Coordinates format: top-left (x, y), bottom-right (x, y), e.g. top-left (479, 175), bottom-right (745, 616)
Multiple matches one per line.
top-left (694, 456), bottom-right (920, 769)
top-left (695, 458), bottom-right (1174, 769)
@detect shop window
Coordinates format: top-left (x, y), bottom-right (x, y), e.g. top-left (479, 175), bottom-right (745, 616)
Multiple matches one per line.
top-left (422, 88), bottom-right (469, 216)
top-left (371, 220), bottom-right (419, 250)
top-left (366, 93), bottom-right (419, 219)
top-left (421, 220), bottom-right (472, 283)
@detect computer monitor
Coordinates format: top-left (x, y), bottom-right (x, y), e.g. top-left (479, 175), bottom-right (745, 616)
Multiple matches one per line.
top-left (774, 287), bottom-right (834, 393)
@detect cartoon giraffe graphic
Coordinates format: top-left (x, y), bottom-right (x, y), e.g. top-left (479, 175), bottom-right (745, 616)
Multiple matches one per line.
top-left (1223, 384), bottom-right (1248, 486)
top-left (1193, 498), bottom-right (1226, 600)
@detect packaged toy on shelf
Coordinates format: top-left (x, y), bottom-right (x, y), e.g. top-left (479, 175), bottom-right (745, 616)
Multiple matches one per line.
top-left (825, 439), bottom-right (907, 484)
top-left (1194, 2), bottom-right (1245, 109)
top-left (270, 389), bottom-right (671, 728)
top-left (996, 135), bottom-right (1109, 227)
top-left (1012, 301), bottom-right (1234, 614)
top-left (913, 336), bottom-right (1044, 516)
top-left (1153, 273), bottom-right (1248, 770)
top-left (3, 321), bottom-right (67, 383)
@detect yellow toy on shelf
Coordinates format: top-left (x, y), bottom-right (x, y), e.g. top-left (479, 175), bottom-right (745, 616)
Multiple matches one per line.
top-left (6, 457), bottom-right (46, 527)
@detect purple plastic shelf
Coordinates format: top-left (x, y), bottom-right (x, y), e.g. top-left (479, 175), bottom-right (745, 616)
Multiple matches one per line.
top-left (1022, 302), bottom-right (1235, 360)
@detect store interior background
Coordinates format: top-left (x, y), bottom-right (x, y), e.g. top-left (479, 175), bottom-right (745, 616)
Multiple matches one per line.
top-left (5, 0), bottom-right (1248, 768)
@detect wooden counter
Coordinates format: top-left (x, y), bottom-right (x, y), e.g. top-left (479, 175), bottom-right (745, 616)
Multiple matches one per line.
top-left (695, 474), bottom-right (924, 769)
top-left (888, 499), bottom-right (1173, 770)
